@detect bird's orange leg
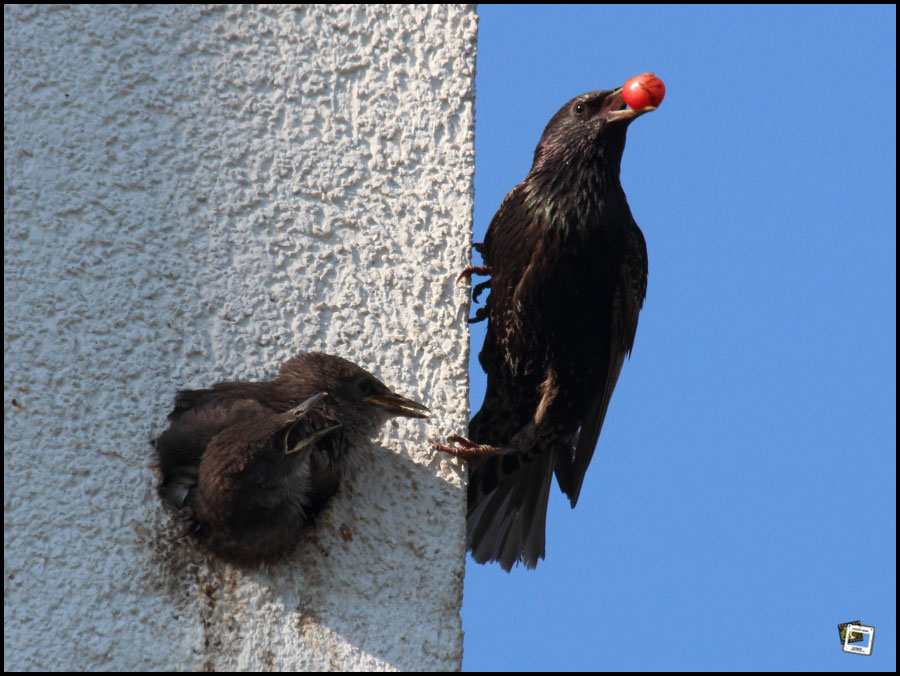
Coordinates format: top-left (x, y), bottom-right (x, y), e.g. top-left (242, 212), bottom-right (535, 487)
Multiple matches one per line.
top-left (455, 265), bottom-right (492, 284)
top-left (430, 434), bottom-right (514, 458)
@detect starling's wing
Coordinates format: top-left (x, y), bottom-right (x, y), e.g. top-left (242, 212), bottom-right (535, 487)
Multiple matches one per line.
top-left (155, 390), bottom-right (273, 510)
top-left (192, 401), bottom-right (342, 562)
top-left (479, 184), bottom-right (547, 376)
top-left (166, 381), bottom-right (274, 421)
top-left (478, 184), bottom-right (527, 269)
top-left (556, 352), bottom-right (625, 507)
top-left (467, 184), bottom-right (559, 570)
top-left (187, 409), bottom-right (304, 561)
top-left (470, 183), bottom-right (540, 437)
top-left (560, 223), bottom-right (648, 507)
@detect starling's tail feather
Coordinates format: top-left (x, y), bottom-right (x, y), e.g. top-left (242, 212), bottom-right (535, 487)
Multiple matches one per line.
top-left (466, 447), bottom-right (555, 571)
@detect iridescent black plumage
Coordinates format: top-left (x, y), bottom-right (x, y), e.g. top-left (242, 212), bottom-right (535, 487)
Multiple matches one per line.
top-left (448, 87), bottom-right (654, 571)
top-left (155, 352), bottom-right (429, 564)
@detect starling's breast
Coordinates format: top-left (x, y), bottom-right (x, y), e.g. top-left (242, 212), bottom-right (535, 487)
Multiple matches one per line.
top-left (507, 199), bottom-right (632, 382)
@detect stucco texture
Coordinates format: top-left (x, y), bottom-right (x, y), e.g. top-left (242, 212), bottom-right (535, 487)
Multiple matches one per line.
top-left (4, 4), bottom-right (475, 671)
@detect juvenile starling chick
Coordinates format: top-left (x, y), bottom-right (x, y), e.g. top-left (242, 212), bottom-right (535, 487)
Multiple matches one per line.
top-left (436, 83), bottom-right (656, 570)
top-left (155, 352), bottom-right (429, 564)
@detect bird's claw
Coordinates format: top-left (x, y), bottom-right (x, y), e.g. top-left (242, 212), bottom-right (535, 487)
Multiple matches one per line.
top-left (457, 266), bottom-right (493, 316)
top-left (455, 265), bottom-right (492, 285)
top-left (467, 306), bottom-right (489, 324)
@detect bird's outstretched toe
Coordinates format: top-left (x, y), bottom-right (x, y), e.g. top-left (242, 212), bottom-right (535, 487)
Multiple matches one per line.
top-left (430, 433), bottom-right (512, 458)
top-left (455, 265), bottom-right (492, 285)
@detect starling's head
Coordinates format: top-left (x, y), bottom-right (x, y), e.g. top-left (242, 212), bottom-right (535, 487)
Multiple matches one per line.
top-left (278, 352), bottom-right (430, 424)
top-left (531, 87), bottom-right (655, 175)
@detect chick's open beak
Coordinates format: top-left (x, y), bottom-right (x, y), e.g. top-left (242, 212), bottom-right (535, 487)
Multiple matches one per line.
top-left (363, 393), bottom-right (431, 419)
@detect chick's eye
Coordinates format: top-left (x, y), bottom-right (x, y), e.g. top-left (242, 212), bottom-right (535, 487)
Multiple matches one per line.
top-left (574, 103), bottom-right (586, 115)
top-left (357, 379), bottom-right (373, 395)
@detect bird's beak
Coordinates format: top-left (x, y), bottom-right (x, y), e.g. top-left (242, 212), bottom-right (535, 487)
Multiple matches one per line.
top-left (604, 87), bottom-right (656, 124)
top-left (363, 393), bottom-right (431, 419)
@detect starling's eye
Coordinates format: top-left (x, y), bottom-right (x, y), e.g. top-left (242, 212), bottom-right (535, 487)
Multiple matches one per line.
top-left (574, 103), bottom-right (586, 116)
top-left (356, 379), bottom-right (374, 396)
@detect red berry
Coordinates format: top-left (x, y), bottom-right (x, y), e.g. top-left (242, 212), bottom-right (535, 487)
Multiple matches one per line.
top-left (622, 73), bottom-right (665, 109)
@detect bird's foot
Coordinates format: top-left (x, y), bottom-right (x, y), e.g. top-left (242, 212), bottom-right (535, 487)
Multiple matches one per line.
top-left (430, 434), bottom-right (514, 458)
top-left (467, 307), bottom-right (489, 324)
top-left (455, 265), bottom-right (492, 284)
top-left (471, 279), bottom-right (491, 303)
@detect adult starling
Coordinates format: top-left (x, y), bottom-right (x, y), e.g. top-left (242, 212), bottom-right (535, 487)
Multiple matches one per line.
top-left (155, 352), bottom-right (430, 564)
top-left (436, 84), bottom-right (655, 571)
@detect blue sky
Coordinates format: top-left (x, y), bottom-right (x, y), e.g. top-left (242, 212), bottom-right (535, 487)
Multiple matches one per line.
top-left (461, 5), bottom-right (896, 671)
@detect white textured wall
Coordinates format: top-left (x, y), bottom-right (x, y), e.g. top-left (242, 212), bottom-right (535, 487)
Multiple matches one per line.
top-left (4, 4), bottom-right (475, 671)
